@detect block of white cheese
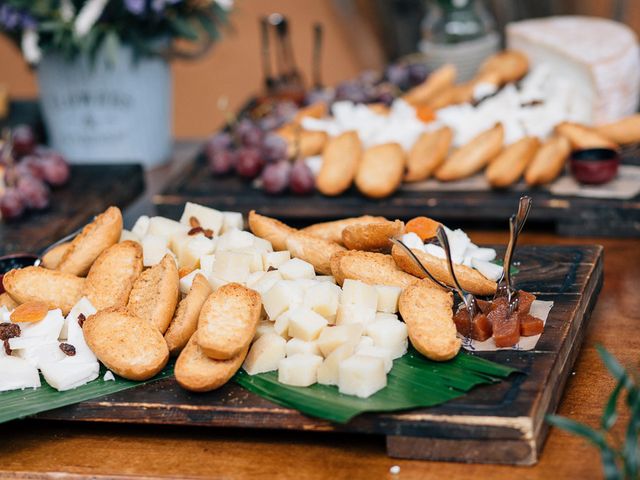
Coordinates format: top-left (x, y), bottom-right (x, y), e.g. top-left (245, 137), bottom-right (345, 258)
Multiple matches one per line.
top-left (243, 333), bottom-right (286, 375)
top-left (338, 354), bottom-right (387, 398)
top-left (278, 354), bottom-right (323, 387)
top-left (180, 202), bottom-right (224, 234)
top-left (507, 16), bottom-right (640, 124)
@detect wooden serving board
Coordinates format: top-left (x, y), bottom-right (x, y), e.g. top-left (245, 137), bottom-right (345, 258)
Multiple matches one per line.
top-left (33, 244), bottom-right (603, 466)
top-left (154, 152), bottom-right (640, 237)
top-left (0, 164), bottom-right (145, 256)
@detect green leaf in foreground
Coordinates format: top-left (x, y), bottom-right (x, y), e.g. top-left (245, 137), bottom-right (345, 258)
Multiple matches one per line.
top-left (234, 349), bottom-right (518, 424)
top-left (0, 362), bottom-right (175, 424)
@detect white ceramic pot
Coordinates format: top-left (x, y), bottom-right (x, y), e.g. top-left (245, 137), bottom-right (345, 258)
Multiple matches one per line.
top-left (36, 43), bottom-right (172, 168)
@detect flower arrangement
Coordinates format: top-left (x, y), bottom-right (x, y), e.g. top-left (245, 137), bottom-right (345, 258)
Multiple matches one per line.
top-left (0, 0), bottom-right (231, 65)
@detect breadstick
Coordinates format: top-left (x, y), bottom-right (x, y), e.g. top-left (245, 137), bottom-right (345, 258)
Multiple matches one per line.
top-left (391, 244), bottom-right (496, 296)
top-left (399, 279), bottom-right (460, 361)
top-left (594, 114), bottom-right (640, 145)
top-left (478, 50), bottom-right (529, 85)
top-left (485, 136), bottom-right (541, 188)
top-left (403, 64), bottom-right (456, 106)
top-left (405, 126), bottom-right (453, 182)
top-left (316, 131), bottom-right (362, 196)
top-left (285, 231), bottom-right (346, 275)
top-left (355, 143), bottom-right (405, 198)
top-left (330, 250), bottom-right (419, 289)
top-left (524, 136), bottom-right (571, 186)
top-left (248, 210), bottom-right (297, 251)
top-left (435, 124), bottom-right (504, 181)
top-left (277, 126), bottom-right (328, 158)
top-left (293, 102), bottom-right (328, 123)
top-left (41, 242), bottom-right (70, 270)
top-left (555, 122), bottom-right (617, 150)
top-left (301, 215), bottom-right (386, 245)
top-left (342, 220), bottom-right (404, 252)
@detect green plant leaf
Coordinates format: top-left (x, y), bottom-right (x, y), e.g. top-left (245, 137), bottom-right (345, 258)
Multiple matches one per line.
top-left (195, 12), bottom-right (219, 41)
top-left (623, 385), bottom-right (639, 479)
top-left (168, 16), bottom-right (200, 41)
top-left (235, 349), bottom-right (518, 423)
top-left (602, 375), bottom-right (626, 430)
top-left (597, 344), bottom-right (626, 380)
top-left (0, 362), bottom-right (175, 424)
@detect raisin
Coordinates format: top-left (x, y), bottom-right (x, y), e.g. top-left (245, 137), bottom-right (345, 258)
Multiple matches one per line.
top-left (59, 343), bottom-right (76, 356)
top-left (267, 266), bottom-right (277, 272)
top-left (3, 339), bottom-right (11, 355)
top-left (0, 322), bottom-right (20, 341)
top-left (188, 226), bottom-right (204, 236)
top-left (77, 313), bottom-right (86, 328)
top-left (202, 229), bottom-right (214, 239)
top-left (189, 216), bottom-right (201, 228)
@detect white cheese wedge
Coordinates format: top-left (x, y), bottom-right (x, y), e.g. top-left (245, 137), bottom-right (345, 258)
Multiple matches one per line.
top-left (40, 360), bottom-right (99, 391)
top-left (338, 355), bottom-right (386, 398)
top-left (0, 356), bottom-right (41, 391)
top-left (366, 316), bottom-right (409, 360)
top-left (18, 309), bottom-right (64, 341)
top-left (212, 251), bottom-right (253, 283)
top-left (199, 254), bottom-right (216, 276)
top-left (262, 251), bottom-right (291, 270)
top-left (467, 247), bottom-right (496, 263)
top-left (278, 258), bottom-right (316, 280)
top-left (221, 211), bottom-right (244, 233)
top-left (374, 285), bottom-right (402, 314)
top-left (232, 247), bottom-right (265, 273)
top-left (303, 282), bottom-right (341, 322)
top-left (316, 324), bottom-right (363, 357)
top-left (131, 215), bottom-right (150, 238)
top-left (179, 269), bottom-right (204, 295)
top-left (248, 270), bottom-right (282, 295)
top-left (254, 320), bottom-right (276, 340)
top-left (285, 338), bottom-right (321, 357)
top-left (341, 279), bottom-right (378, 309)
top-left (215, 230), bottom-right (256, 252)
top-left (119, 229), bottom-right (140, 243)
top-left (14, 341), bottom-right (65, 368)
top-left (355, 345), bottom-right (393, 373)
top-left (141, 234), bottom-right (170, 267)
top-left (335, 304), bottom-right (376, 327)
top-left (178, 235), bottom-right (216, 269)
top-left (104, 370), bottom-right (115, 381)
top-left (262, 280), bottom-right (304, 319)
top-left (401, 232), bottom-right (425, 251)
top-left (243, 333), bottom-right (286, 375)
top-left (273, 311), bottom-right (292, 338)
top-left (317, 341), bottom-right (356, 386)
top-left (278, 354), bottom-right (323, 387)
top-left (180, 202), bottom-right (224, 235)
top-left (61, 297), bottom-right (96, 341)
top-left (147, 216), bottom-right (190, 240)
top-left (471, 258), bottom-right (503, 282)
top-left (288, 307), bottom-right (328, 341)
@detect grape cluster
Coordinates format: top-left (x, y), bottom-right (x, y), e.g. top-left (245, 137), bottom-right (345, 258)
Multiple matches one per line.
top-left (205, 115), bottom-right (314, 195)
top-left (0, 125), bottom-right (70, 220)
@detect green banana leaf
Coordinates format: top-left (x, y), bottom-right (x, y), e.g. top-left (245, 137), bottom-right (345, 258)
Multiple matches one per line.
top-left (234, 349), bottom-right (518, 423)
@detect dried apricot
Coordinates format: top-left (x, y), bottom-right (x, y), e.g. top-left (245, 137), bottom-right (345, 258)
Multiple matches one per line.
top-left (10, 301), bottom-right (49, 323)
top-left (405, 216), bottom-right (441, 241)
top-left (415, 104), bottom-right (436, 123)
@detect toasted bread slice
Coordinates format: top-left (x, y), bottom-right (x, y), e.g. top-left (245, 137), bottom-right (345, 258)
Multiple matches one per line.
top-left (175, 334), bottom-right (248, 392)
top-left (84, 308), bottom-right (169, 380)
top-left (41, 242), bottom-right (70, 270)
top-left (391, 244), bottom-right (496, 296)
top-left (83, 240), bottom-right (143, 311)
top-left (164, 274), bottom-right (212, 355)
top-left (285, 231), bottom-right (346, 275)
top-left (248, 211), bottom-right (296, 251)
top-left (57, 206), bottom-right (123, 276)
top-left (126, 254), bottom-right (179, 333)
top-left (342, 219), bottom-right (404, 252)
top-left (300, 215), bottom-right (386, 245)
top-left (2, 266), bottom-right (84, 314)
top-left (330, 250), bottom-right (419, 289)
top-left (399, 279), bottom-right (460, 361)
top-left (197, 283), bottom-right (261, 360)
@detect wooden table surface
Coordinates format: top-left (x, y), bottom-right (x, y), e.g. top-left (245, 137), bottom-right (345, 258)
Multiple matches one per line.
top-left (1, 232), bottom-right (636, 479)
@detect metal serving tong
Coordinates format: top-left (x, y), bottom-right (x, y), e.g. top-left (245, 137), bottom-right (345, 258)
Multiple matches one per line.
top-left (495, 195), bottom-right (532, 314)
top-left (33, 223), bottom-right (85, 267)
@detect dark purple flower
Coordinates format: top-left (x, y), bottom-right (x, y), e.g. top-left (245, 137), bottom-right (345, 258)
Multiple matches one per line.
top-left (124, 0), bottom-right (146, 15)
top-left (0, 4), bottom-right (20, 30)
top-left (151, 0), bottom-right (181, 13)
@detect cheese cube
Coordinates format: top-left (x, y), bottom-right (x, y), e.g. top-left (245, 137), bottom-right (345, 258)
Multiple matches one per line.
top-left (285, 338), bottom-right (321, 357)
top-left (262, 280), bottom-right (304, 319)
top-left (179, 235), bottom-right (216, 269)
top-left (216, 230), bottom-right (255, 252)
top-left (254, 320), bottom-right (275, 340)
top-left (243, 333), bottom-right (286, 375)
top-left (141, 235), bottom-right (169, 267)
top-left (252, 237), bottom-right (273, 254)
top-left (341, 279), bottom-right (378, 309)
top-left (316, 324), bottom-right (363, 357)
top-left (366, 317), bottom-right (409, 359)
top-left (199, 254), bottom-right (216, 275)
top-left (335, 304), bottom-right (376, 326)
top-left (375, 313), bottom-right (399, 322)
top-left (131, 215), bottom-right (150, 238)
top-left (315, 275), bottom-right (336, 284)
top-left (147, 216), bottom-right (190, 239)
top-left (288, 307), bottom-right (328, 341)
top-left (279, 258), bottom-right (316, 280)
top-left (262, 251), bottom-right (290, 270)
top-left (221, 211), bottom-right (244, 233)
top-left (303, 282), bottom-right (341, 322)
top-left (355, 345), bottom-right (393, 373)
top-left (356, 336), bottom-right (375, 350)
top-left (232, 247), bottom-right (264, 273)
top-left (338, 355), bottom-right (387, 398)
top-left (317, 342), bottom-right (356, 386)
top-left (212, 251), bottom-right (253, 283)
top-left (180, 202), bottom-right (224, 235)
top-left (273, 311), bottom-right (292, 338)
top-left (248, 270), bottom-right (281, 294)
top-left (278, 354), bottom-right (323, 387)
top-left (179, 269), bottom-right (204, 295)
top-left (208, 275), bottom-right (229, 290)
top-left (0, 356), bottom-right (41, 391)
top-left (119, 229), bottom-right (140, 243)
top-left (374, 285), bottom-right (402, 313)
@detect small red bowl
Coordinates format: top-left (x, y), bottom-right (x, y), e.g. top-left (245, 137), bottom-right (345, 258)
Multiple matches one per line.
top-left (0, 253), bottom-right (38, 294)
top-left (570, 148), bottom-right (619, 185)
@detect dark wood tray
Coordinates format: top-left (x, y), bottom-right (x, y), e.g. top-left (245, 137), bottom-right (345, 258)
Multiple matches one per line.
top-left (154, 149), bottom-right (640, 237)
top-left (33, 244), bottom-right (603, 465)
top-left (0, 164), bottom-right (145, 256)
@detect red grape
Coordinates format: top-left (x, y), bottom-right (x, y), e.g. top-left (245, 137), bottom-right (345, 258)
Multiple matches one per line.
top-left (12, 124), bottom-right (36, 158)
top-left (207, 149), bottom-right (237, 175)
top-left (289, 160), bottom-right (315, 195)
top-left (234, 119), bottom-right (264, 148)
top-left (17, 175), bottom-right (50, 209)
top-left (385, 64), bottom-right (410, 90)
top-left (16, 155), bottom-right (46, 180)
top-left (36, 153), bottom-right (70, 186)
top-left (261, 161), bottom-right (291, 194)
top-left (205, 132), bottom-right (232, 155)
top-left (0, 188), bottom-right (25, 219)
top-left (235, 147), bottom-right (264, 179)
top-left (261, 132), bottom-right (288, 163)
